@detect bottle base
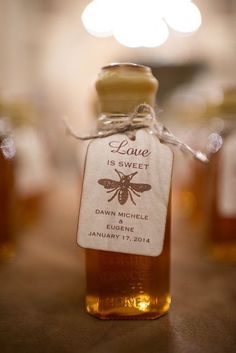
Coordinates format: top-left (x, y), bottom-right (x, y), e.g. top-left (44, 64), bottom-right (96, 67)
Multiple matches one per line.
top-left (86, 294), bottom-right (171, 320)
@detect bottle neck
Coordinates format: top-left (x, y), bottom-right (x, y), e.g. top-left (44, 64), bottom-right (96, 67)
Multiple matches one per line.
top-left (97, 112), bottom-right (153, 132)
top-left (98, 95), bottom-right (156, 115)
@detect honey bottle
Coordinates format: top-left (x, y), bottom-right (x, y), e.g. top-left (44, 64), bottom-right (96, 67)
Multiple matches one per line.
top-left (7, 100), bottom-right (51, 226)
top-left (0, 117), bottom-right (15, 262)
top-left (208, 87), bottom-right (236, 260)
top-left (83, 63), bottom-right (172, 319)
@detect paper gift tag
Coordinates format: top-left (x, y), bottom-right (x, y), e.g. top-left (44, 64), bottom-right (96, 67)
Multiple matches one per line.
top-left (77, 129), bottom-right (173, 256)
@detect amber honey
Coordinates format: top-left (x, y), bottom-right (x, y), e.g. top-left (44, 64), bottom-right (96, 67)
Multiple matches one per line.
top-left (206, 88), bottom-right (236, 260)
top-left (208, 151), bottom-right (236, 260)
top-left (0, 150), bottom-right (15, 261)
top-left (85, 200), bottom-right (171, 319)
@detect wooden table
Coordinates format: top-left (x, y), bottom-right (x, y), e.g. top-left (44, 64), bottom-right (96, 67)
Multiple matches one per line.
top-left (0, 178), bottom-right (235, 353)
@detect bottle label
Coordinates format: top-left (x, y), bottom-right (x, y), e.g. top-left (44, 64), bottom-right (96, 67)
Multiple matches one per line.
top-left (218, 132), bottom-right (236, 216)
top-left (77, 129), bottom-right (173, 256)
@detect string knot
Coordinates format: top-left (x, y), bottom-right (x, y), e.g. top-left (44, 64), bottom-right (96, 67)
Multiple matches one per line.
top-left (63, 103), bottom-right (222, 163)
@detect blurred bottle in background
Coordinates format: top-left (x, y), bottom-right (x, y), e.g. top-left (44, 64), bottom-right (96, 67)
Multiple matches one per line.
top-left (207, 87), bottom-right (236, 260)
top-left (6, 100), bottom-right (52, 227)
top-left (162, 78), bottom-right (228, 238)
top-left (0, 112), bottom-right (16, 262)
top-left (162, 84), bottom-right (209, 229)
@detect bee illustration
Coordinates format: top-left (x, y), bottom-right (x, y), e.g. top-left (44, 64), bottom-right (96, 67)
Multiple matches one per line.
top-left (98, 169), bottom-right (151, 205)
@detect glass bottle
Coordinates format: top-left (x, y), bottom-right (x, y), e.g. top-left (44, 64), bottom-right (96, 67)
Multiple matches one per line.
top-left (0, 117), bottom-right (15, 261)
top-left (85, 63), bottom-right (171, 319)
top-left (208, 87), bottom-right (236, 260)
top-left (162, 84), bottom-right (211, 228)
top-left (6, 100), bottom-right (51, 226)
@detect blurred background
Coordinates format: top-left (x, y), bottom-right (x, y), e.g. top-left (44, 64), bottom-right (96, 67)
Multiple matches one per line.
top-left (0, 1), bottom-right (236, 352)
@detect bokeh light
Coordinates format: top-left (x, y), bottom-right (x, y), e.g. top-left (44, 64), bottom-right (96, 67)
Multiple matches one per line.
top-left (81, 0), bottom-right (114, 38)
top-left (81, 0), bottom-right (202, 47)
top-left (164, 2), bottom-right (202, 33)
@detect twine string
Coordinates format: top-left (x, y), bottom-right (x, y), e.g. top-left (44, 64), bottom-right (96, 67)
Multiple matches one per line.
top-left (63, 103), bottom-right (223, 163)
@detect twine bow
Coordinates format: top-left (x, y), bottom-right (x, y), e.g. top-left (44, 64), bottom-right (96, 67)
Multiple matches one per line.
top-left (63, 103), bottom-right (222, 163)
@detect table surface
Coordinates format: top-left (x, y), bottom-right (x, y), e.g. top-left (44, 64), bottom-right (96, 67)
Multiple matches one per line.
top-left (0, 179), bottom-right (236, 353)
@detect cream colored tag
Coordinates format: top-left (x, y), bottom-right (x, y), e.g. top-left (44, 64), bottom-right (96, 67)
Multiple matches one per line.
top-left (77, 129), bottom-right (173, 256)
